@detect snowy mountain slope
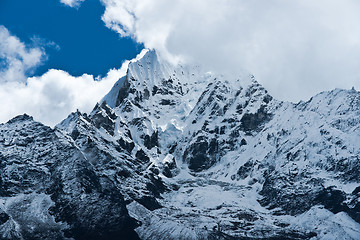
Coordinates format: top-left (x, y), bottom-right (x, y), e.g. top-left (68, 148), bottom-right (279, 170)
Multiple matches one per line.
top-left (0, 115), bottom-right (139, 240)
top-left (0, 50), bottom-right (360, 239)
top-left (57, 106), bottom-right (168, 211)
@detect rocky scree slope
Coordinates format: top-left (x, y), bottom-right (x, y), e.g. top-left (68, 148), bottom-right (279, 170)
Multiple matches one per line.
top-left (0, 50), bottom-right (360, 239)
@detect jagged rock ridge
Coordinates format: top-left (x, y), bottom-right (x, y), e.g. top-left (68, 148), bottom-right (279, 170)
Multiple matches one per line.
top-left (0, 50), bottom-right (359, 239)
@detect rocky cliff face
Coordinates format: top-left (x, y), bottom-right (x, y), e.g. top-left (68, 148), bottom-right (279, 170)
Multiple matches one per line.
top-left (0, 115), bottom-right (139, 240)
top-left (0, 50), bottom-right (359, 239)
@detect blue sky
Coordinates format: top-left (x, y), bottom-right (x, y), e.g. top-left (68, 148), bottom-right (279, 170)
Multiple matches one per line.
top-left (0, 0), bottom-right (143, 77)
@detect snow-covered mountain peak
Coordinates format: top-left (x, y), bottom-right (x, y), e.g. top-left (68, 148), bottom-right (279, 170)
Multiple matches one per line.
top-left (5, 113), bottom-right (34, 124)
top-left (299, 88), bottom-right (360, 113)
top-left (1, 50), bottom-right (360, 239)
top-left (295, 88), bottom-right (360, 134)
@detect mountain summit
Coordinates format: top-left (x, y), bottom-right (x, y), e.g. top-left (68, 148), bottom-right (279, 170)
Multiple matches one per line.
top-left (0, 50), bottom-right (359, 239)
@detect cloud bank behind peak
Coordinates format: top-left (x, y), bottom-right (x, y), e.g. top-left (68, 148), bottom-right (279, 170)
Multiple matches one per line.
top-left (99, 0), bottom-right (360, 102)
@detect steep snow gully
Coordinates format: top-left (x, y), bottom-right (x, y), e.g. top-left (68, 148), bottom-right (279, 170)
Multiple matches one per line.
top-left (0, 50), bottom-right (360, 239)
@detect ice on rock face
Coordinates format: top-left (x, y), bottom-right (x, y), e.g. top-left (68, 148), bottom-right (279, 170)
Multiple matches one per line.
top-left (1, 50), bottom-right (360, 239)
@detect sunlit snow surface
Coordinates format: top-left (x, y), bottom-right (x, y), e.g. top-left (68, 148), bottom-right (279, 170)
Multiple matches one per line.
top-left (1, 50), bottom-right (360, 239)
top-left (101, 51), bottom-right (360, 239)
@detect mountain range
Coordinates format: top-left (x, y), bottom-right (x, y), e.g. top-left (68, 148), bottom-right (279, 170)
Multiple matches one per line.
top-left (0, 50), bottom-right (359, 239)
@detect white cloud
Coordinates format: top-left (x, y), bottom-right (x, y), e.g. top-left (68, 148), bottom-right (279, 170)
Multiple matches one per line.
top-left (60, 0), bottom-right (85, 8)
top-left (0, 68), bottom-right (124, 127)
top-left (0, 25), bottom-right (147, 127)
top-left (0, 26), bottom-right (45, 83)
top-left (0, 48), bottom-right (147, 127)
top-left (0, 70), bottom-right (119, 126)
top-left (100, 0), bottom-right (360, 102)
